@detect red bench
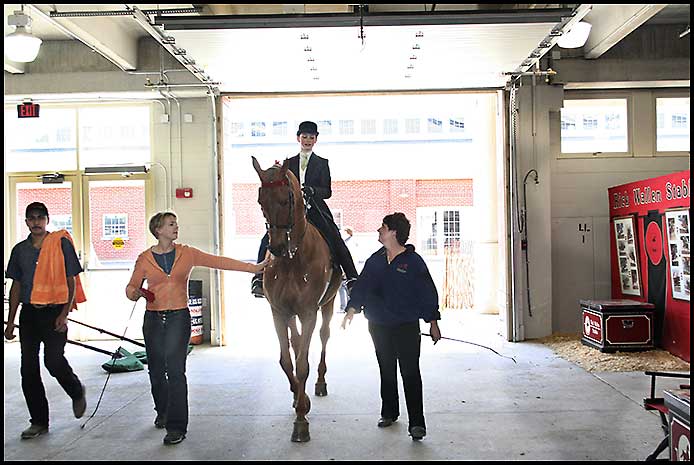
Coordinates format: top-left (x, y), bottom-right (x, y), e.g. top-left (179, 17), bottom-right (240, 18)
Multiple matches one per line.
top-left (643, 370), bottom-right (691, 461)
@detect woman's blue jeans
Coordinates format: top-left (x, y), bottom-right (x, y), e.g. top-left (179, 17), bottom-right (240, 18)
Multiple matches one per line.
top-left (143, 309), bottom-right (191, 434)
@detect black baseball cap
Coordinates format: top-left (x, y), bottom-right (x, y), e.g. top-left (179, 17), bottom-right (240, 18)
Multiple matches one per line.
top-left (297, 121), bottom-right (319, 136)
top-left (25, 202), bottom-right (49, 218)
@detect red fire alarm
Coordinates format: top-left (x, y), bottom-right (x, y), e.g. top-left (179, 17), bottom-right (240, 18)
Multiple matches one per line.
top-left (176, 188), bottom-right (193, 199)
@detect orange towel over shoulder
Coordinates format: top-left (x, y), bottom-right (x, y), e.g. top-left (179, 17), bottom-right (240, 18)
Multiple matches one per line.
top-left (30, 230), bottom-right (87, 310)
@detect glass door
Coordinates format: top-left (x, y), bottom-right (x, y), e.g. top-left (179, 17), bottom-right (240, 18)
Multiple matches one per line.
top-left (81, 174), bottom-right (151, 340)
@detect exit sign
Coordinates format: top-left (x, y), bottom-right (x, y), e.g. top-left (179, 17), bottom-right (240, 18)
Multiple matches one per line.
top-left (17, 102), bottom-right (40, 118)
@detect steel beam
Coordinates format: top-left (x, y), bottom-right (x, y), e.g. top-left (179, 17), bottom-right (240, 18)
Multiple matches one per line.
top-left (154, 8), bottom-right (573, 30)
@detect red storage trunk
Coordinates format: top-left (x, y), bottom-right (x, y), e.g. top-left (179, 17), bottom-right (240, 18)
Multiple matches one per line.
top-left (580, 299), bottom-right (655, 352)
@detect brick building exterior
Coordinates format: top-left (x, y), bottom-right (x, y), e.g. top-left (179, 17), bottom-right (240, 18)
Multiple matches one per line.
top-left (18, 179), bottom-right (472, 264)
top-left (232, 178), bottom-right (474, 245)
top-left (18, 185), bottom-right (146, 263)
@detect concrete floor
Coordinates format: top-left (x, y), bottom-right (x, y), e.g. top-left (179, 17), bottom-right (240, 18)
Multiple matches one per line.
top-left (3, 308), bottom-right (683, 461)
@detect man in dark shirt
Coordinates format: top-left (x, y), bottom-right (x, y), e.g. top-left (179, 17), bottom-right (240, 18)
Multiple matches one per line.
top-left (4, 202), bottom-right (87, 439)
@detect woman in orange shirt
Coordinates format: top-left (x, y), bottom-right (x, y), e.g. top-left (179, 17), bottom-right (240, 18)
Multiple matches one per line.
top-left (126, 211), bottom-right (268, 446)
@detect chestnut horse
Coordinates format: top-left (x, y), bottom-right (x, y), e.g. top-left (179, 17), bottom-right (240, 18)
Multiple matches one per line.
top-left (252, 156), bottom-right (342, 442)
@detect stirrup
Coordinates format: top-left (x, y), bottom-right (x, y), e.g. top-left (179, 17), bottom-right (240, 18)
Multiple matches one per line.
top-left (251, 278), bottom-right (265, 298)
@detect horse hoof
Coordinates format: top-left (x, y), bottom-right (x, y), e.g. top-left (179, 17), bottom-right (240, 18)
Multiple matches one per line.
top-left (291, 421), bottom-right (310, 443)
top-left (315, 382), bottom-right (328, 397)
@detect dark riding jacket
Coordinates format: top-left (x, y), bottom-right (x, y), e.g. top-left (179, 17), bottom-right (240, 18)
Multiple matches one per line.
top-left (287, 152), bottom-right (334, 224)
top-left (289, 152), bottom-right (358, 279)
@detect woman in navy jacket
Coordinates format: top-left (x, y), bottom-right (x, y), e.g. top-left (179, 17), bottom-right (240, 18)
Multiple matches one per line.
top-left (342, 212), bottom-right (441, 441)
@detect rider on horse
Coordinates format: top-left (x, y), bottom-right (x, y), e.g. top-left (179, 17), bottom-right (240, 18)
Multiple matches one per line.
top-left (252, 121), bottom-right (358, 298)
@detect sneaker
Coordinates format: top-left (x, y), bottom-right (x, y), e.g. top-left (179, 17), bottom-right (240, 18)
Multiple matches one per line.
top-left (154, 413), bottom-right (167, 429)
top-left (163, 431), bottom-right (186, 445)
top-left (377, 417), bottom-right (397, 428)
top-left (251, 277), bottom-right (265, 298)
top-left (21, 424), bottom-right (48, 439)
top-left (72, 384), bottom-right (87, 419)
top-left (409, 426), bottom-right (426, 440)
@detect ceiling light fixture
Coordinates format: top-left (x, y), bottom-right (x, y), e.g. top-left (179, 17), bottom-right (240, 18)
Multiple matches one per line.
top-left (557, 21), bottom-right (592, 48)
top-left (5, 6), bottom-right (43, 63)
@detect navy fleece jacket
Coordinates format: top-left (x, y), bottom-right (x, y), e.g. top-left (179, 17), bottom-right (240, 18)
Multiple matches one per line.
top-left (346, 244), bottom-right (441, 326)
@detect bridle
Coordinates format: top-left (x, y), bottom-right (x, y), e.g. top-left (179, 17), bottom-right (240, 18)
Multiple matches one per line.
top-left (260, 173), bottom-right (305, 259)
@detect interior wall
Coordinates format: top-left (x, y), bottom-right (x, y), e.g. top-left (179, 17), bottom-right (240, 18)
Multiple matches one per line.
top-left (150, 96), bottom-right (219, 343)
top-left (548, 90), bottom-right (690, 334)
top-left (512, 80), bottom-right (564, 340)
top-left (4, 38), bottom-right (221, 343)
top-left (514, 83), bottom-right (690, 339)
top-left (511, 21), bottom-right (690, 340)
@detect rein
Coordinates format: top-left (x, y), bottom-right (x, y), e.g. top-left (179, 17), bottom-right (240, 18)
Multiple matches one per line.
top-left (261, 172), bottom-right (304, 259)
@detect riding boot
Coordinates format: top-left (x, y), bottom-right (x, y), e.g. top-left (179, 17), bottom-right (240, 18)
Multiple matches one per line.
top-left (251, 274), bottom-right (265, 298)
top-left (252, 234), bottom-right (270, 299)
top-left (335, 237), bottom-right (358, 296)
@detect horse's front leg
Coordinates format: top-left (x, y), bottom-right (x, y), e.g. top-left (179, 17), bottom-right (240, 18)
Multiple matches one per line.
top-left (288, 316), bottom-right (301, 359)
top-left (315, 299), bottom-right (334, 397)
top-left (291, 314), bottom-right (317, 443)
top-left (272, 313), bottom-right (298, 403)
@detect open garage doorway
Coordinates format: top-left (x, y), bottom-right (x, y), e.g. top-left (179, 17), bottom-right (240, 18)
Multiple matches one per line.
top-left (219, 92), bottom-right (509, 354)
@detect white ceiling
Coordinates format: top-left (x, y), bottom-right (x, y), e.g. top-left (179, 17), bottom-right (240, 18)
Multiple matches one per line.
top-left (168, 22), bottom-right (558, 92)
top-left (4, 4), bottom-right (690, 94)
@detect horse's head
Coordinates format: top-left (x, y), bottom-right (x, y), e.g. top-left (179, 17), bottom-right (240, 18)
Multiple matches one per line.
top-left (253, 156), bottom-right (303, 258)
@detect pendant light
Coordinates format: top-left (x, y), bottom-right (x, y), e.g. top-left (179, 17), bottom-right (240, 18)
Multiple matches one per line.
top-left (557, 21), bottom-right (592, 49)
top-left (5, 6), bottom-right (42, 63)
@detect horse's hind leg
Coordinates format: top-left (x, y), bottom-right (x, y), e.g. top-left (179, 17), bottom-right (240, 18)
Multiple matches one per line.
top-left (315, 299), bottom-right (334, 397)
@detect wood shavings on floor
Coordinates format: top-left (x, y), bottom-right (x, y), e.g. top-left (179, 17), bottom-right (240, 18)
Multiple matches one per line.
top-left (536, 334), bottom-right (690, 372)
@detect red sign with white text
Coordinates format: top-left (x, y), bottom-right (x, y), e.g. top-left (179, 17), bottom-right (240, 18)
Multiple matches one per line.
top-left (582, 310), bottom-right (602, 343)
top-left (609, 171), bottom-right (690, 217)
top-left (607, 170), bottom-right (690, 362)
